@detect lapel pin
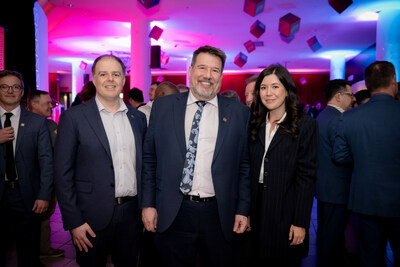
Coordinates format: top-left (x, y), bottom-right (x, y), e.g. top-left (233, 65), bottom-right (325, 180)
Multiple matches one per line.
top-left (20, 123), bottom-right (25, 127)
top-left (223, 117), bottom-right (227, 122)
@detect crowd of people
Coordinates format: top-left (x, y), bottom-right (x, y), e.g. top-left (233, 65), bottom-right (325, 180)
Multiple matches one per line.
top-left (0, 45), bottom-right (399, 267)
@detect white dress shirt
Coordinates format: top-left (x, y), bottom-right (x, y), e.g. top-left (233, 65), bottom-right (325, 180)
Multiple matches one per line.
top-left (259, 112), bottom-right (287, 183)
top-left (184, 91), bottom-right (219, 197)
top-left (0, 105), bottom-right (21, 181)
top-left (138, 101), bottom-right (153, 126)
top-left (96, 97), bottom-right (137, 197)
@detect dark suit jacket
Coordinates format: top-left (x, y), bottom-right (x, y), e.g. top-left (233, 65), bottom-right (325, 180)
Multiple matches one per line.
top-left (249, 115), bottom-right (318, 259)
top-left (141, 92), bottom-right (251, 241)
top-left (0, 108), bottom-right (53, 210)
top-left (54, 98), bottom-right (147, 231)
top-left (315, 105), bottom-right (352, 204)
top-left (332, 94), bottom-right (400, 217)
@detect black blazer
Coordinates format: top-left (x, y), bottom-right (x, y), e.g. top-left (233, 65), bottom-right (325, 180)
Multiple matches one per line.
top-left (249, 115), bottom-right (318, 259)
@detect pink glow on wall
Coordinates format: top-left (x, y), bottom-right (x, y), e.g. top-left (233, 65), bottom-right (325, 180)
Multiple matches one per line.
top-left (0, 27), bottom-right (4, 70)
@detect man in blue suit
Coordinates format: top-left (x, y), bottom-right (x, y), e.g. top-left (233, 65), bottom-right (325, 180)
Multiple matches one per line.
top-left (315, 79), bottom-right (354, 267)
top-left (141, 45), bottom-right (251, 267)
top-left (54, 55), bottom-right (147, 266)
top-left (333, 61), bottom-right (400, 267)
top-left (0, 70), bottom-right (53, 267)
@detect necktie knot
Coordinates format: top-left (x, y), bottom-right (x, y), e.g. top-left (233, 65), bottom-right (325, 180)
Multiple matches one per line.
top-left (5, 112), bottom-right (13, 120)
top-left (196, 101), bottom-right (206, 108)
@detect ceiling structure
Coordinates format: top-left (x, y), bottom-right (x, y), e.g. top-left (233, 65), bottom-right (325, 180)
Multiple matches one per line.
top-left (45, 0), bottom-right (398, 74)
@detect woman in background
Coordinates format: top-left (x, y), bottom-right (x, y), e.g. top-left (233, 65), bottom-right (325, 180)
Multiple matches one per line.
top-left (249, 65), bottom-right (318, 266)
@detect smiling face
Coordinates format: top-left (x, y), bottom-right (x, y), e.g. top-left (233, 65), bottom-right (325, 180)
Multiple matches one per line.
top-left (188, 52), bottom-right (223, 101)
top-left (32, 94), bottom-right (53, 117)
top-left (92, 56), bottom-right (125, 102)
top-left (259, 74), bottom-right (287, 115)
top-left (0, 75), bottom-right (24, 111)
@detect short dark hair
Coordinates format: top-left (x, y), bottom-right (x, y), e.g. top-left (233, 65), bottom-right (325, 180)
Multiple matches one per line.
top-left (191, 45), bottom-right (226, 72)
top-left (0, 70), bottom-right (24, 89)
top-left (92, 55), bottom-right (126, 77)
top-left (246, 74), bottom-right (258, 85)
top-left (324, 79), bottom-right (352, 102)
top-left (365, 61), bottom-right (396, 92)
top-left (128, 88), bottom-right (144, 102)
top-left (28, 90), bottom-right (49, 109)
top-left (354, 90), bottom-right (371, 105)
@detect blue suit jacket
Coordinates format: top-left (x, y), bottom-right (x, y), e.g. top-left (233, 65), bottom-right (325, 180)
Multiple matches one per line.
top-left (141, 92), bottom-right (251, 241)
top-left (316, 106), bottom-right (352, 204)
top-left (54, 98), bottom-right (147, 231)
top-left (0, 108), bottom-right (53, 210)
top-left (332, 94), bottom-right (400, 217)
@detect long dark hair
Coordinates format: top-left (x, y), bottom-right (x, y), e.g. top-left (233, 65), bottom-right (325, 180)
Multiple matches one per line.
top-left (250, 65), bottom-right (302, 141)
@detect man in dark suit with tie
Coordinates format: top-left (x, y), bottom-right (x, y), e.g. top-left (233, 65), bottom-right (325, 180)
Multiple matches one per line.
top-left (315, 79), bottom-right (354, 267)
top-left (0, 70), bottom-right (53, 267)
top-left (333, 61), bottom-right (400, 267)
top-left (141, 45), bottom-right (251, 267)
top-left (54, 55), bottom-right (147, 266)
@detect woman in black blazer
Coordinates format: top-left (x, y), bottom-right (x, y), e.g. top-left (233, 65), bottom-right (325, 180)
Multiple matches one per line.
top-left (249, 65), bottom-right (318, 266)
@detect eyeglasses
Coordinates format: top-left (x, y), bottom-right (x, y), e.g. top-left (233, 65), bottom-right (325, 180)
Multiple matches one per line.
top-left (0, 84), bottom-right (23, 92)
top-left (340, 92), bottom-right (354, 97)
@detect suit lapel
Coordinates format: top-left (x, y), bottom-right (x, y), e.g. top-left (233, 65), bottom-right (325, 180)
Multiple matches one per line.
top-left (83, 99), bottom-right (112, 159)
top-left (126, 108), bottom-right (141, 153)
top-left (173, 93), bottom-right (188, 158)
top-left (265, 120), bottom-right (290, 154)
top-left (15, 109), bottom-right (30, 154)
top-left (213, 95), bottom-right (231, 162)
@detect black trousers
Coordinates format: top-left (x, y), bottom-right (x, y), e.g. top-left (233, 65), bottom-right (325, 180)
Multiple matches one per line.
top-left (154, 199), bottom-right (232, 267)
top-left (0, 187), bottom-right (41, 267)
top-left (317, 200), bottom-right (350, 267)
top-left (75, 196), bottom-right (139, 267)
top-left (357, 213), bottom-right (400, 267)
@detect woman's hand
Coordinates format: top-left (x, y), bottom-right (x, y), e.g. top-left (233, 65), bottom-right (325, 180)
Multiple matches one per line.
top-left (289, 224), bottom-right (305, 245)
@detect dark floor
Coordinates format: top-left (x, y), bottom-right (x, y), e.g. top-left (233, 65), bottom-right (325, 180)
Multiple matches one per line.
top-left (6, 198), bottom-right (394, 267)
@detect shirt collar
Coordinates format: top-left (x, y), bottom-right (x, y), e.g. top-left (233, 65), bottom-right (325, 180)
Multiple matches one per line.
top-left (266, 112), bottom-right (287, 124)
top-left (0, 105), bottom-right (21, 118)
top-left (95, 96), bottom-right (128, 114)
top-left (187, 90), bottom-right (218, 108)
top-left (328, 104), bottom-right (345, 113)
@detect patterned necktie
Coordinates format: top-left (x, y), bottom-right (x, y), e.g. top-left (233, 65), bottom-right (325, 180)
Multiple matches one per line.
top-left (4, 113), bottom-right (17, 181)
top-left (180, 101), bottom-right (206, 195)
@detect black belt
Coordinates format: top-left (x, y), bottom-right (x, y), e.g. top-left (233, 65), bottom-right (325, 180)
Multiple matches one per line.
top-left (5, 180), bottom-right (19, 189)
top-left (114, 196), bottom-right (136, 205)
top-left (184, 195), bottom-right (216, 203)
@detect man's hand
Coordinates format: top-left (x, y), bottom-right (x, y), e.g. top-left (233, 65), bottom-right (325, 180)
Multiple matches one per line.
top-left (0, 127), bottom-right (14, 144)
top-left (142, 207), bottom-right (158, 232)
top-left (32, 200), bottom-right (49, 214)
top-left (71, 223), bottom-right (96, 252)
top-left (233, 214), bottom-right (248, 234)
top-left (289, 224), bottom-right (306, 246)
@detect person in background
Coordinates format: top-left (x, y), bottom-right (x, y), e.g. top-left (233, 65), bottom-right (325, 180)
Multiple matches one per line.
top-left (315, 79), bottom-right (354, 267)
top-left (220, 90), bottom-right (240, 101)
top-left (138, 82), bottom-right (160, 125)
top-left (249, 65), bottom-right (318, 267)
top-left (332, 61), bottom-right (400, 267)
top-left (128, 88), bottom-right (145, 109)
top-left (245, 75), bottom-right (258, 108)
top-left (28, 90), bottom-right (64, 259)
top-left (0, 70), bottom-right (53, 267)
top-left (353, 90), bottom-right (370, 107)
top-left (177, 84), bottom-right (189, 93)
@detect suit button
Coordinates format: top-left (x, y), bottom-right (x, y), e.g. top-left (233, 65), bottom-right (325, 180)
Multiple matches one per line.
top-left (264, 171), bottom-right (268, 176)
top-left (110, 183), bottom-right (115, 187)
top-left (264, 157), bottom-right (269, 163)
top-left (110, 165), bottom-right (114, 170)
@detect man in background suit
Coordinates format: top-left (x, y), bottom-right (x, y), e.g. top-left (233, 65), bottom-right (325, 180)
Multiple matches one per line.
top-left (54, 55), bottom-right (147, 266)
top-left (0, 70), bottom-right (53, 267)
top-left (28, 90), bottom-right (64, 258)
top-left (315, 79), bottom-right (354, 267)
top-left (333, 61), bottom-right (400, 267)
top-left (142, 45), bottom-right (251, 267)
